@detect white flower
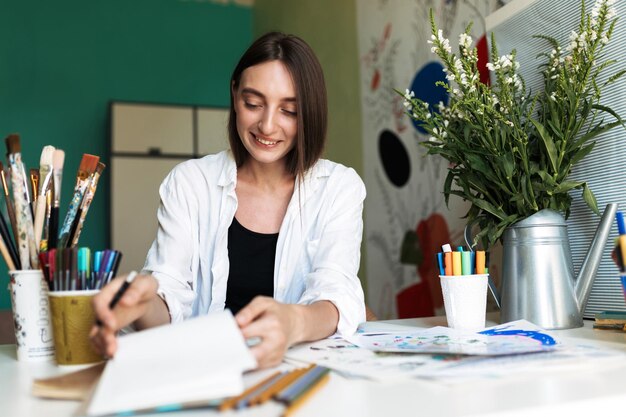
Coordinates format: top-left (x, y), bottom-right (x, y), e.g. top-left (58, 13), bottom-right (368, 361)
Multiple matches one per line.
top-left (433, 127), bottom-right (439, 135)
top-left (444, 119), bottom-right (449, 127)
top-left (486, 62), bottom-right (495, 71)
top-left (426, 113), bottom-right (432, 119)
top-left (459, 32), bottom-right (473, 49)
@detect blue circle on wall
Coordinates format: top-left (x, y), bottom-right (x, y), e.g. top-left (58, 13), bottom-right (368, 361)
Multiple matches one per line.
top-left (409, 61), bottom-right (449, 134)
top-left (378, 129), bottom-right (410, 188)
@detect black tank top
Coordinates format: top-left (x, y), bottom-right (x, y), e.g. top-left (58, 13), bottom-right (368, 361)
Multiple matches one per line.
top-left (225, 217), bottom-right (278, 315)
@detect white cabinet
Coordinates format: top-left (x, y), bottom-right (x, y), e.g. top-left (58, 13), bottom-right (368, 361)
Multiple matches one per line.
top-left (110, 102), bottom-right (229, 273)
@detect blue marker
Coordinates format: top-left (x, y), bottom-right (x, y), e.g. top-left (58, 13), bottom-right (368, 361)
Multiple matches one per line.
top-left (437, 252), bottom-right (445, 276)
top-left (470, 251), bottom-right (476, 275)
top-left (617, 211), bottom-right (626, 235)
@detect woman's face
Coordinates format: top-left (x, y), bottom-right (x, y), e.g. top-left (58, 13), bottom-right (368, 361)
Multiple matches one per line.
top-left (233, 60), bottom-right (298, 168)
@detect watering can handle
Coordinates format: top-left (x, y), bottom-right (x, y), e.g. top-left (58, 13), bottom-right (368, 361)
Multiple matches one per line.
top-left (463, 218), bottom-right (502, 309)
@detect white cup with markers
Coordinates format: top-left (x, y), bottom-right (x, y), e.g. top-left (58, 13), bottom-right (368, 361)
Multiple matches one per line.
top-left (9, 269), bottom-right (55, 361)
top-left (440, 273), bottom-right (489, 332)
top-left (438, 247), bottom-right (489, 332)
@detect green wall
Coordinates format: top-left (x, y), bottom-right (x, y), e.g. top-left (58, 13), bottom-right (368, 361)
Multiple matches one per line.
top-left (0, 0), bottom-right (252, 309)
top-left (253, 0), bottom-right (367, 291)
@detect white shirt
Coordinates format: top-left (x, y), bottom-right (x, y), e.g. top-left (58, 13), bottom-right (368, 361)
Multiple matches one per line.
top-left (143, 150), bottom-right (366, 336)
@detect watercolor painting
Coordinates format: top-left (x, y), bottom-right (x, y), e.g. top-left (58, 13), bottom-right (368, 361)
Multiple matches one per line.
top-left (348, 320), bottom-right (559, 356)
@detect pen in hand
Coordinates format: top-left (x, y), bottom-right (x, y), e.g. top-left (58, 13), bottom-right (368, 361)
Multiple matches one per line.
top-left (95, 270), bottom-right (138, 327)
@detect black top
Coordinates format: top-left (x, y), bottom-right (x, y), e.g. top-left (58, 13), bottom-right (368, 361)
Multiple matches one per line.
top-left (225, 217), bottom-right (278, 315)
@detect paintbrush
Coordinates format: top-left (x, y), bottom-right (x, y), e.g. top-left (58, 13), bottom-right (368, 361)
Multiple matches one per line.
top-left (69, 162), bottom-right (105, 246)
top-left (57, 154), bottom-right (99, 248)
top-left (29, 168), bottom-right (39, 202)
top-left (0, 161), bottom-right (19, 267)
top-left (33, 146), bottom-right (55, 250)
top-left (6, 134), bottom-right (39, 268)
top-left (0, 206), bottom-right (19, 269)
top-left (47, 149), bottom-right (65, 248)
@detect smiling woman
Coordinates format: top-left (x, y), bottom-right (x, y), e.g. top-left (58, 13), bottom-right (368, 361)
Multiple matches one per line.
top-left (90, 32), bottom-right (367, 369)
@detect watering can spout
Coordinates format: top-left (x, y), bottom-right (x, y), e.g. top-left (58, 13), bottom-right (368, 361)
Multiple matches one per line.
top-left (575, 203), bottom-right (618, 313)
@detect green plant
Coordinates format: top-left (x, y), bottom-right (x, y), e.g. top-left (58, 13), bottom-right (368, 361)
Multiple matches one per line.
top-left (401, 0), bottom-right (624, 248)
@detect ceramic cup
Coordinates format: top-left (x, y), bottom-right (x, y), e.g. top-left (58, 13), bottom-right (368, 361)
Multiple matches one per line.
top-left (48, 290), bottom-right (103, 366)
top-left (9, 270), bottom-right (55, 361)
top-left (440, 273), bottom-right (489, 332)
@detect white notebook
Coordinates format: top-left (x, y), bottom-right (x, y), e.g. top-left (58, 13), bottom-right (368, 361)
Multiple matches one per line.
top-left (86, 310), bottom-right (256, 416)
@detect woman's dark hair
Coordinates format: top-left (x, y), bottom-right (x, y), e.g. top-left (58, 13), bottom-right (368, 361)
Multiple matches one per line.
top-left (228, 32), bottom-right (327, 177)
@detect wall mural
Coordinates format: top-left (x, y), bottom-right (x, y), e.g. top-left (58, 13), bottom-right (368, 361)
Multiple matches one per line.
top-left (357, 0), bottom-right (503, 319)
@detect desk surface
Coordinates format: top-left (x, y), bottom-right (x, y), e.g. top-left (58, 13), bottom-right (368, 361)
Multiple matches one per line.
top-left (2, 316), bottom-right (626, 417)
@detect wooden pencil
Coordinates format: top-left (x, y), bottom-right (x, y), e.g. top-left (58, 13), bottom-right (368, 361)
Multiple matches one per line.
top-left (282, 373), bottom-right (330, 417)
top-left (218, 370), bottom-right (282, 412)
top-left (251, 364), bottom-right (314, 405)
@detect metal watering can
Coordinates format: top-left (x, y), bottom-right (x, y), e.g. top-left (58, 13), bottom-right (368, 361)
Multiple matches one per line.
top-left (465, 203), bottom-right (617, 329)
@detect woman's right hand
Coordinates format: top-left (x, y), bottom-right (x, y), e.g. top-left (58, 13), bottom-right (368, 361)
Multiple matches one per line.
top-left (90, 273), bottom-right (159, 358)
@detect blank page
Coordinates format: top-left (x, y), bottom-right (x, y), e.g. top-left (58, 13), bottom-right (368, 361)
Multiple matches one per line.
top-left (86, 310), bottom-right (256, 416)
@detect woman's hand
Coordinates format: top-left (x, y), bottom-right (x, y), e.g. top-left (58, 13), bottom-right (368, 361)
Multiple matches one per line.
top-left (235, 297), bottom-right (339, 368)
top-left (89, 273), bottom-right (159, 358)
top-left (235, 296), bottom-right (301, 368)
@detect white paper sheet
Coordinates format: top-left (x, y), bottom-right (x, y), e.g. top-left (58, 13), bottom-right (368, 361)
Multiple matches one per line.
top-left (287, 320), bottom-right (626, 383)
top-left (347, 320), bottom-right (560, 355)
top-left (86, 310), bottom-right (256, 416)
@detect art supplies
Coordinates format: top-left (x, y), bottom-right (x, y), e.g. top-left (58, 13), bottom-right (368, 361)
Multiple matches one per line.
top-left (437, 244), bottom-right (488, 276)
top-left (48, 149), bottom-right (64, 248)
top-left (41, 248), bottom-right (122, 292)
top-left (69, 161), bottom-right (105, 246)
top-left (6, 134), bottom-right (39, 269)
top-left (85, 310), bottom-right (257, 416)
top-left (95, 270), bottom-right (135, 327)
top-left (58, 154), bottom-right (99, 248)
top-left (593, 311), bottom-right (626, 331)
top-left (0, 135), bottom-right (104, 275)
top-left (33, 146), bottom-right (55, 250)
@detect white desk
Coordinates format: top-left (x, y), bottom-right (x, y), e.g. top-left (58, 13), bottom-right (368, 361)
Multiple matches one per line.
top-left (2, 316), bottom-right (626, 417)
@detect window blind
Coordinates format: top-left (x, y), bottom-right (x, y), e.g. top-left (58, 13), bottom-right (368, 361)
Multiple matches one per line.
top-left (486, 0), bottom-right (626, 318)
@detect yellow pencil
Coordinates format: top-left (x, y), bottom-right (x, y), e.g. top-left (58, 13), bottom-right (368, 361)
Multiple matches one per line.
top-left (282, 373), bottom-right (330, 417)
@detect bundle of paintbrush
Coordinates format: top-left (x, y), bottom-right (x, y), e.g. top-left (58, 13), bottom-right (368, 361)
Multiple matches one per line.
top-left (39, 248), bottom-right (122, 292)
top-left (0, 133), bottom-right (106, 272)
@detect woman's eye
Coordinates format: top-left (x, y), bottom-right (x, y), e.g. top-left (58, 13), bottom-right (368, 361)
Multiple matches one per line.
top-left (282, 109), bottom-right (297, 117)
top-left (244, 102), bottom-right (260, 109)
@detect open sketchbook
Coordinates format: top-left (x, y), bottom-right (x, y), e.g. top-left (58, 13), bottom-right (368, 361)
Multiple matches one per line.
top-left (86, 310), bottom-right (256, 416)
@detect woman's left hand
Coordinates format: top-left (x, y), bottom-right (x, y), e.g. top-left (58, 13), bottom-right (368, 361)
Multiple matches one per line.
top-left (235, 296), bottom-right (300, 368)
